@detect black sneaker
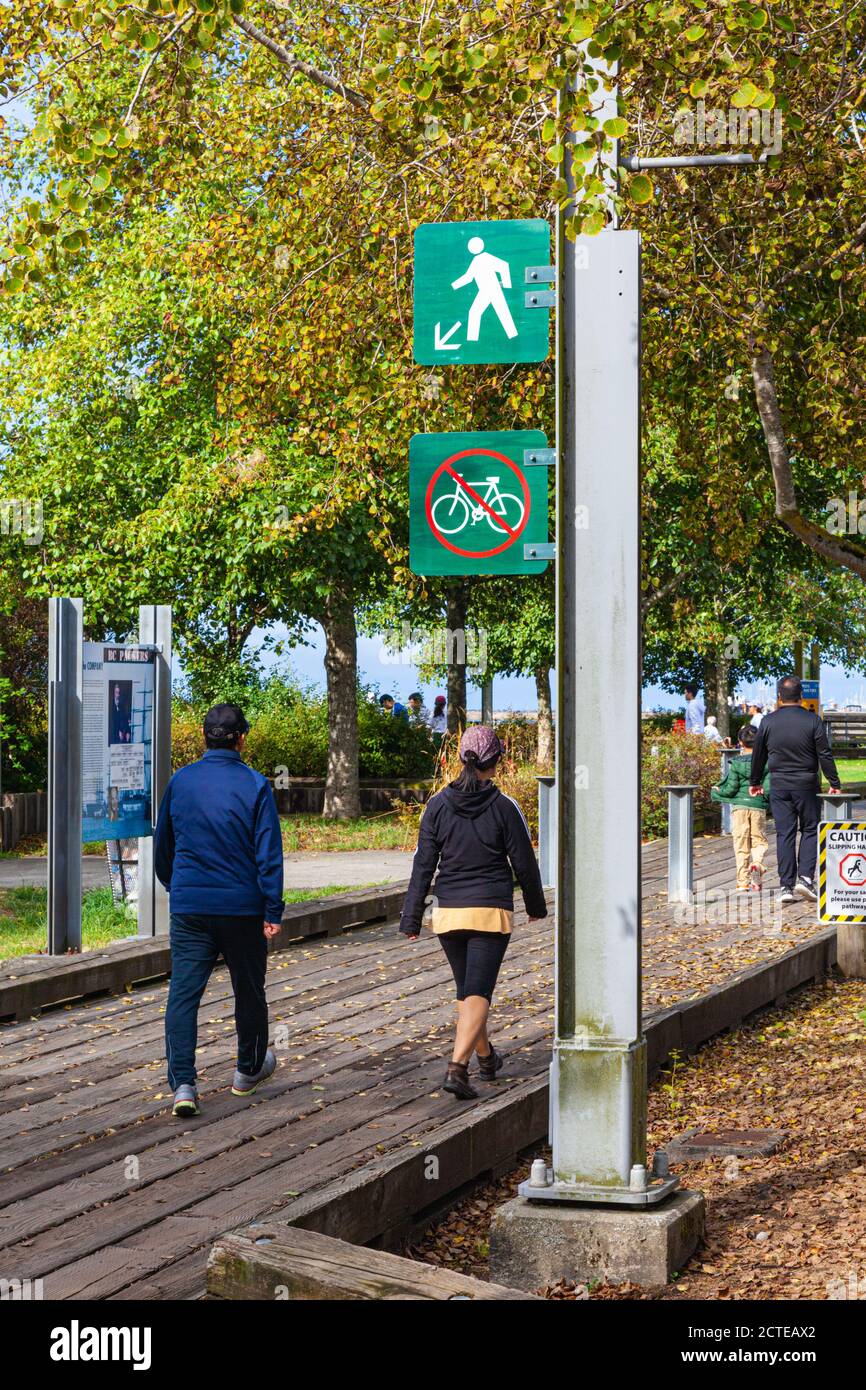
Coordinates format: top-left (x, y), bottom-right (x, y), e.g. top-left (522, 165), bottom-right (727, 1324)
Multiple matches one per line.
top-left (779, 887), bottom-right (797, 905)
top-left (794, 878), bottom-right (818, 903)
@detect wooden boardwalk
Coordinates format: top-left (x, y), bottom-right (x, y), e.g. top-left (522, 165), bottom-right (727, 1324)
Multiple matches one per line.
top-left (0, 829), bottom-right (826, 1300)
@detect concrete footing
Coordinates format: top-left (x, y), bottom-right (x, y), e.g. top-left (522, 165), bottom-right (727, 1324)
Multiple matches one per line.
top-left (837, 922), bottom-right (866, 979)
top-left (488, 1189), bottom-right (705, 1291)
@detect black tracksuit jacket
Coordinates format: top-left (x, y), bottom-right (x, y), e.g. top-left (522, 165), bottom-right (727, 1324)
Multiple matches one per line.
top-left (749, 705), bottom-right (840, 792)
top-left (399, 781), bottom-right (548, 937)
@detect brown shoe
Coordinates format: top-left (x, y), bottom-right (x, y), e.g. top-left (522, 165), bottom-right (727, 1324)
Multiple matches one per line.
top-left (443, 1061), bottom-right (478, 1100)
top-left (477, 1045), bottom-right (504, 1081)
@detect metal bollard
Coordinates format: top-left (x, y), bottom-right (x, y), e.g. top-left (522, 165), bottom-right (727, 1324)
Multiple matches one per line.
top-left (818, 792), bottom-right (858, 822)
top-left (719, 747), bottom-right (738, 835)
top-left (536, 775), bottom-right (557, 888)
top-left (661, 784), bottom-right (697, 904)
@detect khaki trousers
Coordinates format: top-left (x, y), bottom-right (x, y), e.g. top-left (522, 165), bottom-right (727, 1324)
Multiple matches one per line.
top-left (731, 807), bottom-right (769, 888)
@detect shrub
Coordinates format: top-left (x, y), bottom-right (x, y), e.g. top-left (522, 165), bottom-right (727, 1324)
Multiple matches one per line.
top-left (642, 729), bottom-right (726, 840)
top-left (170, 675), bottom-right (435, 781)
top-left (495, 716), bottom-right (542, 766)
top-left (394, 735), bottom-right (539, 839)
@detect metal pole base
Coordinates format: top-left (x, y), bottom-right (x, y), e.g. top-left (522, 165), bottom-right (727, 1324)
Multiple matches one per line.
top-left (517, 1171), bottom-right (680, 1208)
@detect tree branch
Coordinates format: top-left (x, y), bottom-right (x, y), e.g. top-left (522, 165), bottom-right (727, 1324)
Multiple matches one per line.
top-left (750, 337), bottom-right (866, 580)
top-left (234, 15), bottom-right (369, 111)
top-left (124, 11), bottom-right (194, 128)
top-left (641, 571), bottom-right (686, 617)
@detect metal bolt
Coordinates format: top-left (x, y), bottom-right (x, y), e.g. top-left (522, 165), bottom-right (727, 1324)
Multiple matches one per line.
top-left (529, 1157), bottom-right (550, 1187)
top-left (652, 1149), bottom-right (670, 1178)
top-left (629, 1163), bottom-right (648, 1191)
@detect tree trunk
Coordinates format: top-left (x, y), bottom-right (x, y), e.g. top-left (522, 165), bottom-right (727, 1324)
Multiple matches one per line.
top-left (321, 589), bottom-right (360, 820)
top-left (535, 665), bottom-right (553, 768)
top-left (703, 655), bottom-right (718, 726)
top-left (445, 583), bottom-right (467, 734)
top-left (715, 648), bottom-right (731, 740)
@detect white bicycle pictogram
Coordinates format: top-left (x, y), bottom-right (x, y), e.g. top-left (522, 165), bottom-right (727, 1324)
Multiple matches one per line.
top-left (431, 473), bottom-right (526, 536)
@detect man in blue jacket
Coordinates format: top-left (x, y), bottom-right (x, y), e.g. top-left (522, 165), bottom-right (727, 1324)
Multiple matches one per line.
top-left (155, 703), bottom-right (285, 1117)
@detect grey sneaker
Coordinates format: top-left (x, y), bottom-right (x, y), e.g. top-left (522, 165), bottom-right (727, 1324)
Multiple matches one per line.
top-left (779, 888), bottom-right (797, 905)
top-left (232, 1048), bottom-right (277, 1097)
top-left (171, 1084), bottom-right (200, 1118)
top-left (794, 877), bottom-right (818, 903)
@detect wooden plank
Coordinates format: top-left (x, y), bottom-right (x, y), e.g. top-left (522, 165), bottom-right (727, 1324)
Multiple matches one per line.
top-left (0, 833), bottom-right (839, 1303)
top-left (207, 1223), bottom-right (539, 1300)
top-left (0, 883), bottom-right (411, 1021)
top-left (0, 920), bottom-right (549, 1169)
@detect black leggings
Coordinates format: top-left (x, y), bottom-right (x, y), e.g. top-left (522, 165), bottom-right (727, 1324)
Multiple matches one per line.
top-left (438, 930), bottom-right (510, 1002)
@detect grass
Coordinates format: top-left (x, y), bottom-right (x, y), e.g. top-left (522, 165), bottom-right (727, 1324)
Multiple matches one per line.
top-left (823, 758), bottom-right (866, 787)
top-left (2, 816), bottom-right (414, 859)
top-left (0, 886), bottom-right (135, 958)
top-left (279, 813), bottom-right (413, 853)
top-left (0, 833), bottom-right (105, 858)
top-left (283, 883), bottom-right (379, 903)
top-left (0, 882), bottom-right (379, 960)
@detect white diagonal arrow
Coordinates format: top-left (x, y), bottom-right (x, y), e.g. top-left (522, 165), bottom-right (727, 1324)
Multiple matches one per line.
top-left (434, 320), bottom-right (462, 351)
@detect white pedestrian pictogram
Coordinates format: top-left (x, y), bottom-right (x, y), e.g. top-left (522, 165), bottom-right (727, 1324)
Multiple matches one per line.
top-left (451, 237), bottom-right (518, 342)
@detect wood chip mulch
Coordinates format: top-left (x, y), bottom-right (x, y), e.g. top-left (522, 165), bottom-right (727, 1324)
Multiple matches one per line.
top-left (407, 976), bottom-right (866, 1300)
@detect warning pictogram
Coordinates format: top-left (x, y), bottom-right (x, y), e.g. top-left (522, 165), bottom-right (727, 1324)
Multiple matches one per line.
top-left (839, 852), bottom-right (866, 886)
top-left (409, 430), bottom-right (550, 577)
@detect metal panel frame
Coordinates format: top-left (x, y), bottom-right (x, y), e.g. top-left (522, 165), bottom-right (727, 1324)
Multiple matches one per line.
top-left (47, 597), bottom-right (83, 954)
top-left (137, 605), bottom-right (172, 937)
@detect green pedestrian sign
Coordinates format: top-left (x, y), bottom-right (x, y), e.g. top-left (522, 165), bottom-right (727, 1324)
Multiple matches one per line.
top-left (409, 430), bottom-right (551, 576)
top-left (413, 219), bottom-right (552, 366)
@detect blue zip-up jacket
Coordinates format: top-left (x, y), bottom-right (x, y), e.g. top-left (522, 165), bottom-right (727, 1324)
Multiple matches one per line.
top-left (154, 749), bottom-right (285, 922)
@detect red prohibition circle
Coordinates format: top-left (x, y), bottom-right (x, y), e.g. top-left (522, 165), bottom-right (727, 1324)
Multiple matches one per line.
top-left (424, 448), bottom-right (531, 558)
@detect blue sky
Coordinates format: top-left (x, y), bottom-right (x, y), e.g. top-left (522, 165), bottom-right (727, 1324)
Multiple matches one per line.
top-left (252, 621), bottom-right (866, 714)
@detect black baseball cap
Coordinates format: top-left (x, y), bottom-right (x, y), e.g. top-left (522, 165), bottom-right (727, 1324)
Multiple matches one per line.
top-left (203, 703), bottom-right (250, 745)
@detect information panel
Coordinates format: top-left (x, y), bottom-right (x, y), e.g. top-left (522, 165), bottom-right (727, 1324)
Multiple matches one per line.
top-left (82, 643), bottom-right (155, 843)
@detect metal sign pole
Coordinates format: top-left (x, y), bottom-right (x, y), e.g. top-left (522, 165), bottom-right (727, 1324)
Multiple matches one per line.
top-left (519, 61), bottom-right (674, 1206)
top-left (47, 596), bottom-right (83, 954)
top-left (137, 604), bottom-right (172, 937)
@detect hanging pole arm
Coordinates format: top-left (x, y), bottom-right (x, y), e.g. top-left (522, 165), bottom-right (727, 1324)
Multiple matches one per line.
top-left (621, 151), bottom-right (772, 171)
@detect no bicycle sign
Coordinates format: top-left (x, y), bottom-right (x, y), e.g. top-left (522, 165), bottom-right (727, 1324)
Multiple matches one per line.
top-left (818, 821), bottom-right (866, 922)
top-left (409, 430), bottom-right (550, 576)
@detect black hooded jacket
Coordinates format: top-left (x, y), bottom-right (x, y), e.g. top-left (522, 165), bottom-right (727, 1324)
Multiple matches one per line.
top-left (399, 781), bottom-right (548, 936)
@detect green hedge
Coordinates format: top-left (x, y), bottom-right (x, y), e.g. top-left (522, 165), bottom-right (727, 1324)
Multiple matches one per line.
top-left (642, 729), bottom-right (727, 840)
top-left (172, 676), bottom-right (435, 781)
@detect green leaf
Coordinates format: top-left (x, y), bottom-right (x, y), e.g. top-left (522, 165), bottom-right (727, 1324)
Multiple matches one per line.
top-left (629, 173), bottom-right (654, 205)
top-left (91, 167), bottom-right (112, 192)
top-left (731, 81), bottom-right (760, 109)
top-left (581, 211), bottom-right (605, 236)
top-left (603, 117), bottom-right (628, 139)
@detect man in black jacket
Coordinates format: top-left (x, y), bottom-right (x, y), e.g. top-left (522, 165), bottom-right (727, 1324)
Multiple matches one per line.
top-left (750, 674), bottom-right (841, 904)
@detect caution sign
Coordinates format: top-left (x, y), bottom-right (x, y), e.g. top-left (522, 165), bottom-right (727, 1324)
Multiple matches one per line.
top-left (409, 430), bottom-right (550, 576)
top-left (818, 821), bottom-right (866, 922)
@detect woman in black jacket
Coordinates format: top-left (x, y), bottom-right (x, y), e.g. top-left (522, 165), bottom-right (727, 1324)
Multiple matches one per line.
top-left (400, 725), bottom-right (548, 1099)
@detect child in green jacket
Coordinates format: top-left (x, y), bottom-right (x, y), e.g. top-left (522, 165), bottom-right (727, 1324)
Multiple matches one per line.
top-left (711, 724), bottom-right (771, 891)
